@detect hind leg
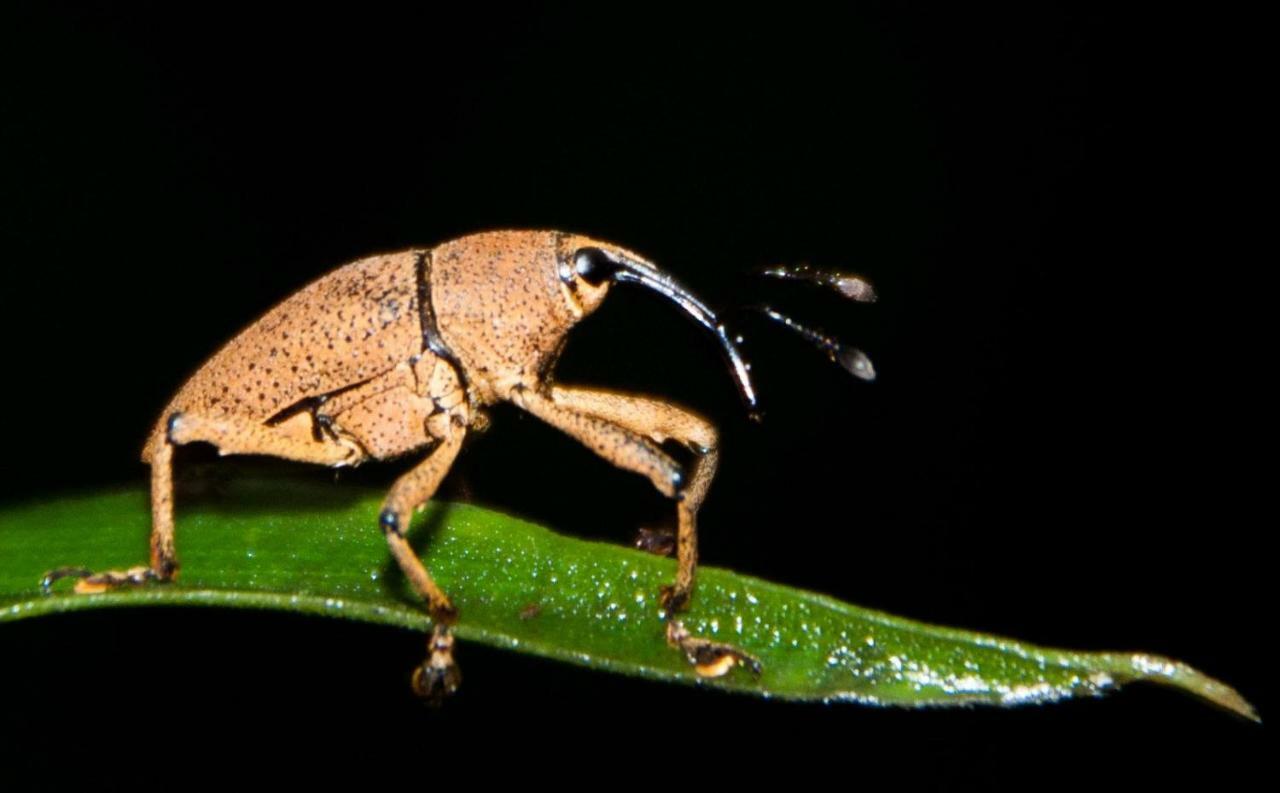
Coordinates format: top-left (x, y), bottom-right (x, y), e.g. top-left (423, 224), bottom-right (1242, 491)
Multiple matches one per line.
top-left (42, 438), bottom-right (181, 593)
top-left (42, 409), bottom-right (366, 594)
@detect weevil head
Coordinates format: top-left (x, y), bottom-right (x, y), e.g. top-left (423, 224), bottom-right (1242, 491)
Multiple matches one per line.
top-left (554, 232), bottom-right (620, 318)
top-left (555, 233), bottom-right (760, 416)
top-left (430, 231), bottom-right (758, 414)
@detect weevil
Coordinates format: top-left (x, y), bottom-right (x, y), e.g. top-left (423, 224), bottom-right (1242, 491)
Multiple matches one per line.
top-left (44, 230), bottom-right (764, 700)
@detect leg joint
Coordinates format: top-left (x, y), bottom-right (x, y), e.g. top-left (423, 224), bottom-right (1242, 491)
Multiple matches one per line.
top-left (688, 422), bottom-right (719, 456)
top-left (671, 467), bottom-right (687, 499)
top-left (165, 411), bottom-right (185, 444)
top-left (379, 508), bottom-right (402, 536)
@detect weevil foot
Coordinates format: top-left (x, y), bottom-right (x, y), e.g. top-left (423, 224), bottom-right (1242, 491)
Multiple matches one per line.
top-left (634, 526), bottom-right (676, 557)
top-left (411, 625), bottom-right (461, 706)
top-left (666, 620), bottom-right (762, 679)
top-left (40, 565), bottom-right (163, 595)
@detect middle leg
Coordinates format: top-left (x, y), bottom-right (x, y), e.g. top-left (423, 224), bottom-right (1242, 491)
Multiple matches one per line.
top-left (323, 362), bottom-right (471, 702)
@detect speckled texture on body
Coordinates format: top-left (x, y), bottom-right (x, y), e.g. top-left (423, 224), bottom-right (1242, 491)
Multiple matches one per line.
top-left (429, 230), bottom-right (614, 404)
top-left (143, 251), bottom-right (427, 462)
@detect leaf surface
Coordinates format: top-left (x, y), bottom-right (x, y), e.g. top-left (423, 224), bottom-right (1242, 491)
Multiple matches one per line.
top-left (0, 479), bottom-right (1256, 720)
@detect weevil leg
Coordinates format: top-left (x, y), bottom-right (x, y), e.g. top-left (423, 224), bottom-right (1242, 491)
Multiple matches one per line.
top-left (43, 435), bottom-right (182, 593)
top-left (508, 385), bottom-right (756, 679)
top-left (42, 410), bottom-right (368, 595)
top-left (378, 428), bottom-right (466, 704)
top-left (166, 410), bottom-right (367, 465)
top-left (538, 387), bottom-right (719, 613)
top-left (311, 356), bottom-right (470, 701)
top-left (508, 386), bottom-right (685, 500)
top-left (148, 436), bottom-right (178, 579)
top-left (154, 409), bottom-right (366, 577)
top-left (41, 436), bottom-right (179, 594)
top-left (380, 430), bottom-right (463, 617)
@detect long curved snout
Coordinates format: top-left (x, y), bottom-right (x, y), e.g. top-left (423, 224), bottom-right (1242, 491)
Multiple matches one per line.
top-left (594, 249), bottom-right (760, 418)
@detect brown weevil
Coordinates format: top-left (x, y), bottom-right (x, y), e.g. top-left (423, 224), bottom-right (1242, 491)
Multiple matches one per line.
top-left (43, 230), bottom-right (766, 700)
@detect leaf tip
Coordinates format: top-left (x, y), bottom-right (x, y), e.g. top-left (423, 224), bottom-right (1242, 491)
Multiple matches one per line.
top-left (1119, 653), bottom-right (1259, 723)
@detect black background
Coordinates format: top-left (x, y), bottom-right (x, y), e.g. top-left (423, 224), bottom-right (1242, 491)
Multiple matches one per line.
top-left (0, 3), bottom-right (1267, 786)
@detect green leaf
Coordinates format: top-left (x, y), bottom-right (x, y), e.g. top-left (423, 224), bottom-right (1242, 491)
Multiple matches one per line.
top-left (0, 477), bottom-right (1256, 720)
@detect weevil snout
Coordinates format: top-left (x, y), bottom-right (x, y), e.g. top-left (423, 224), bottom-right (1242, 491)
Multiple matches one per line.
top-left (557, 239), bottom-right (760, 417)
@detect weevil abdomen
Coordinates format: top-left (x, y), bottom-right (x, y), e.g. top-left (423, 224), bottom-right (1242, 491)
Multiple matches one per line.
top-left (142, 250), bottom-right (432, 463)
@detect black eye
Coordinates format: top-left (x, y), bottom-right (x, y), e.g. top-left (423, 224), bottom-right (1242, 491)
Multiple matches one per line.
top-left (573, 248), bottom-right (612, 286)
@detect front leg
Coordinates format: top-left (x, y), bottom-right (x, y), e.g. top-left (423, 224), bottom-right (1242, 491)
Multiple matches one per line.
top-left (509, 385), bottom-right (757, 679)
top-left (532, 387), bottom-right (719, 612)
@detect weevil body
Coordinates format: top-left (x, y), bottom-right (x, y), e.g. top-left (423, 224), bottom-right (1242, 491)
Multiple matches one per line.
top-left (49, 230), bottom-right (762, 698)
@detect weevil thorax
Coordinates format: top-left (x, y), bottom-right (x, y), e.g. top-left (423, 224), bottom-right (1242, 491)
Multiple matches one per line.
top-left (429, 230), bottom-right (620, 404)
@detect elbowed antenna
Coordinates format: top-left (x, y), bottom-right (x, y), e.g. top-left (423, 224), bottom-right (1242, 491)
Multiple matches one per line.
top-left (758, 264), bottom-right (878, 303)
top-left (756, 306), bottom-right (876, 382)
top-left (589, 249), bottom-right (761, 419)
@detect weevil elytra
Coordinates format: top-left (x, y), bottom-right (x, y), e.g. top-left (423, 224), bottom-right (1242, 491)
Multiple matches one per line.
top-left (44, 230), bottom-right (764, 700)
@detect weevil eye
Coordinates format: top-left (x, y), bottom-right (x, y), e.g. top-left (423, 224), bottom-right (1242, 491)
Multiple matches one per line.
top-left (573, 248), bottom-right (612, 286)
